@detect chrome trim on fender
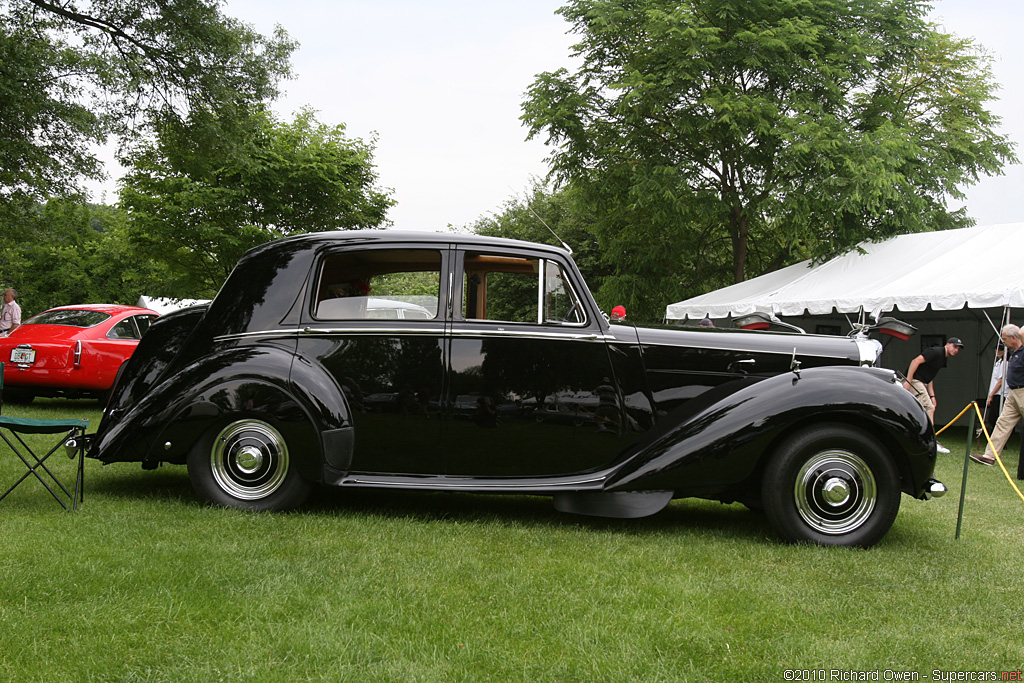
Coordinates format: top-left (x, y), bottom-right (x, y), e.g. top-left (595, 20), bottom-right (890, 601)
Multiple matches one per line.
top-left (636, 337), bottom-right (854, 361)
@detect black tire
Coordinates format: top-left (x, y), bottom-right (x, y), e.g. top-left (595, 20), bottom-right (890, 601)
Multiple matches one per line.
top-left (761, 424), bottom-right (901, 548)
top-left (187, 418), bottom-right (312, 511)
top-left (4, 388), bottom-right (35, 405)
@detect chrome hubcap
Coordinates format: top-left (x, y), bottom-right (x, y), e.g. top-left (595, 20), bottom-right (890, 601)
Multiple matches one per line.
top-left (794, 450), bottom-right (876, 535)
top-left (210, 420), bottom-right (289, 501)
top-left (821, 477), bottom-right (851, 506)
top-left (235, 445), bottom-right (264, 475)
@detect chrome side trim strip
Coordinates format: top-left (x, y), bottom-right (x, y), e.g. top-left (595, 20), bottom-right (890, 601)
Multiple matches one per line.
top-left (215, 327), bottom-right (447, 342)
top-left (215, 327), bottom-right (613, 343)
top-left (450, 330), bottom-right (611, 341)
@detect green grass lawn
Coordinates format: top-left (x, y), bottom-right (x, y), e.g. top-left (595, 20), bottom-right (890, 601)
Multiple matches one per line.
top-left (1, 400), bottom-right (1022, 682)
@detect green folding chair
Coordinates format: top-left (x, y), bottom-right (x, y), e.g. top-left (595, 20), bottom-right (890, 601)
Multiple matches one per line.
top-left (0, 362), bottom-right (89, 511)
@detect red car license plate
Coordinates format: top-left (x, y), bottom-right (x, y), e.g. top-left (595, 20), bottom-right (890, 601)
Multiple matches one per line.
top-left (10, 347), bottom-right (35, 364)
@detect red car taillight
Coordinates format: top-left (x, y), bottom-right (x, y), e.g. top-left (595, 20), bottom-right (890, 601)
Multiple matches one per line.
top-left (73, 340), bottom-right (82, 366)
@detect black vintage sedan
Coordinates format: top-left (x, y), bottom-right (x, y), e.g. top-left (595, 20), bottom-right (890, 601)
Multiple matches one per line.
top-left (91, 231), bottom-right (945, 547)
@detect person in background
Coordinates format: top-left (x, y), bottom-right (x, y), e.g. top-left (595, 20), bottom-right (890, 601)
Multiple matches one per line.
top-left (699, 317), bottom-right (714, 328)
top-left (903, 336), bottom-right (964, 454)
top-left (0, 289), bottom-right (21, 336)
top-left (982, 345), bottom-right (1008, 438)
top-left (972, 325), bottom-right (1024, 467)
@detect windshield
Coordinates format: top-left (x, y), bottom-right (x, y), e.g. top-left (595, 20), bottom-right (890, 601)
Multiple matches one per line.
top-left (26, 309), bottom-right (111, 328)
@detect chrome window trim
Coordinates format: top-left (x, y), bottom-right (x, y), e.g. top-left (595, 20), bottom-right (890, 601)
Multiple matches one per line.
top-left (456, 250), bottom-right (592, 329)
top-left (537, 258), bottom-right (546, 325)
top-left (310, 245), bottom-right (446, 322)
top-left (540, 257), bottom-right (589, 327)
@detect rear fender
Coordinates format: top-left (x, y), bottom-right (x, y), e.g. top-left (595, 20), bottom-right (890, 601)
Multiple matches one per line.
top-left (92, 345), bottom-right (353, 482)
top-left (103, 305), bottom-right (208, 416)
top-left (607, 366), bottom-right (934, 498)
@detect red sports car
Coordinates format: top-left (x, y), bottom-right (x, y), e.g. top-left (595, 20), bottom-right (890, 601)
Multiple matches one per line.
top-left (0, 304), bottom-right (159, 402)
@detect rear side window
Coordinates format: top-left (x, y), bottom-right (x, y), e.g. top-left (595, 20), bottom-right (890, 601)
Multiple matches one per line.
top-left (26, 309), bottom-right (110, 327)
top-left (108, 318), bottom-right (139, 340)
top-left (314, 249), bottom-right (442, 320)
top-left (135, 315), bottom-right (157, 336)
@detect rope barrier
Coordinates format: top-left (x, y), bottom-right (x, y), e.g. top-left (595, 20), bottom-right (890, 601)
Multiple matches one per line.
top-left (935, 401), bottom-right (1024, 504)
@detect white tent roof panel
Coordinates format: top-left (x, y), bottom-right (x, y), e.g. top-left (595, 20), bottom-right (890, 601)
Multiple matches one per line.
top-left (666, 223), bottom-right (1024, 320)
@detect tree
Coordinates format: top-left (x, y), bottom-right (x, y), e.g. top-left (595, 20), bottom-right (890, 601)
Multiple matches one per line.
top-left (0, 200), bottom-right (169, 316)
top-left (0, 0), bottom-right (294, 222)
top-left (470, 181), bottom-right (619, 309)
top-left (119, 107), bottom-right (394, 297)
top-left (522, 0), bottom-right (1016, 322)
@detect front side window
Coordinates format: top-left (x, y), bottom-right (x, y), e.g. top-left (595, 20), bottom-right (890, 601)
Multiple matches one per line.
top-left (314, 249), bottom-right (442, 321)
top-left (543, 262), bottom-right (585, 324)
top-left (462, 253), bottom-right (585, 325)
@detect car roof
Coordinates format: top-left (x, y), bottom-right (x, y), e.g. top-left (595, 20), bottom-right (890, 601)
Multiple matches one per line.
top-left (250, 229), bottom-right (573, 258)
top-left (36, 304), bottom-right (159, 316)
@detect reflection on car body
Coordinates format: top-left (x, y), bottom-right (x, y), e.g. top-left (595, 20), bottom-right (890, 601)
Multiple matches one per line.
top-left (90, 231), bottom-right (945, 547)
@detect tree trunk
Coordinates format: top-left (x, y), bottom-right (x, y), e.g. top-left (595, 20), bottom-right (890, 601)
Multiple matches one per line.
top-left (728, 204), bottom-right (748, 284)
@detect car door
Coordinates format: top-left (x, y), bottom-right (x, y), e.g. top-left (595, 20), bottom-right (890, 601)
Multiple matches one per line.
top-left (444, 246), bottom-right (624, 478)
top-left (295, 245), bottom-right (450, 475)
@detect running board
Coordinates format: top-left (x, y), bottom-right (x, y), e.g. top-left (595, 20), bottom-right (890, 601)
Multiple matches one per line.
top-left (333, 472), bottom-right (609, 493)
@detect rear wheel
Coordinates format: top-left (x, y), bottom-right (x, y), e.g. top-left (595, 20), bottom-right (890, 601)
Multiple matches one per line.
top-left (188, 418), bottom-right (311, 511)
top-left (4, 388), bottom-right (35, 405)
top-left (762, 424), bottom-right (901, 548)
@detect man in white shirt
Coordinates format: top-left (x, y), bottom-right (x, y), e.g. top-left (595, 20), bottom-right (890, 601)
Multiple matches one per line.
top-left (0, 289), bottom-right (22, 336)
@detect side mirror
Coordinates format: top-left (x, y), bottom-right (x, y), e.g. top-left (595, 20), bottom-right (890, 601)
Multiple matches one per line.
top-left (610, 305), bottom-right (627, 322)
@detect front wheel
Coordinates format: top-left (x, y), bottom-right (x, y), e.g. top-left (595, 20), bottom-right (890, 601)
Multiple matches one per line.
top-left (762, 424), bottom-right (901, 548)
top-left (188, 419), bottom-right (312, 511)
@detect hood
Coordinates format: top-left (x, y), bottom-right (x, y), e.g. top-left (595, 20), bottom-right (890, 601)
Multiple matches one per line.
top-left (630, 323), bottom-right (870, 366)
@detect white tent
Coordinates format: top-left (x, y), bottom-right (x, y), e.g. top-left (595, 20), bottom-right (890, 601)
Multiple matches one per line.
top-left (666, 223), bottom-right (1024, 321)
top-left (665, 222), bottom-right (1024, 426)
top-left (136, 296), bottom-right (211, 315)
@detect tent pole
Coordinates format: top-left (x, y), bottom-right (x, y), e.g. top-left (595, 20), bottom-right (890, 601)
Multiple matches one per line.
top-left (955, 407), bottom-right (977, 540)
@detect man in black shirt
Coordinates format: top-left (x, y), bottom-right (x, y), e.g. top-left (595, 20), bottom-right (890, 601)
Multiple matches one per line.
top-left (972, 324), bottom-right (1024, 467)
top-left (904, 336), bottom-right (964, 454)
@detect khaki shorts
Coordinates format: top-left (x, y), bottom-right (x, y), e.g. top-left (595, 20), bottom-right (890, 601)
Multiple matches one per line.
top-left (908, 379), bottom-right (934, 414)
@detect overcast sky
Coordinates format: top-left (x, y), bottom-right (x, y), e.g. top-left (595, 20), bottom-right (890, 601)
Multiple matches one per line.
top-left (96, 1), bottom-right (1024, 232)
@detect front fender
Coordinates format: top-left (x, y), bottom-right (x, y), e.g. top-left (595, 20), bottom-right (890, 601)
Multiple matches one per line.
top-left (607, 366), bottom-right (935, 498)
